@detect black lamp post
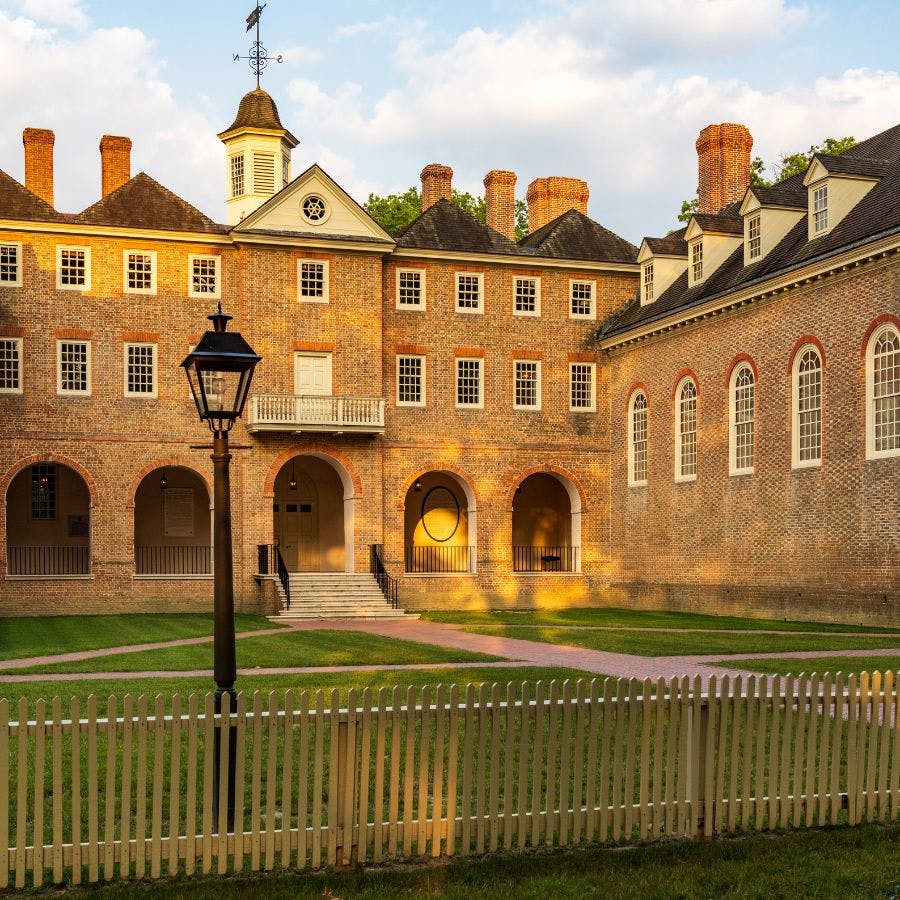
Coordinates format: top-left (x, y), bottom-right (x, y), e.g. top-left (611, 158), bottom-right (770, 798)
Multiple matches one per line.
top-left (181, 304), bottom-right (261, 831)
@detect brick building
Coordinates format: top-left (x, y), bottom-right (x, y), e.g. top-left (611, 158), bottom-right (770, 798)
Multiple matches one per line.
top-left (0, 87), bottom-right (897, 623)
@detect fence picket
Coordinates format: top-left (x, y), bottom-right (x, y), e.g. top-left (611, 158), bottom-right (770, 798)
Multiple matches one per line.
top-left (638, 679), bottom-right (651, 841)
top-left (387, 685), bottom-right (401, 859)
top-left (677, 677), bottom-right (690, 838)
top-left (529, 681), bottom-right (545, 849)
top-left (85, 695), bottom-right (98, 883)
top-left (663, 679), bottom-right (677, 837)
top-left (830, 674), bottom-right (845, 825)
top-left (585, 680), bottom-right (601, 843)
top-left (371, 688), bottom-right (386, 863)
top-left (327, 690), bottom-right (341, 867)
top-left (488, 683), bottom-right (502, 853)
top-left (865, 672), bottom-right (881, 823)
top-left (516, 682), bottom-right (531, 850)
top-left (167, 695), bottom-right (182, 878)
top-left (183, 694), bottom-right (199, 876)
top-left (200, 693), bottom-right (215, 875)
top-left (690, 675), bottom-right (703, 839)
top-left (847, 674), bottom-right (860, 825)
top-left (476, 682), bottom-right (489, 855)
top-left (281, 690), bottom-right (295, 870)
top-left (357, 687), bottom-right (373, 864)
top-left (611, 679), bottom-right (626, 842)
top-left (233, 692), bottom-right (247, 871)
top-left (418, 685), bottom-right (432, 856)
top-left (445, 684), bottom-right (461, 857)
top-left (753, 678), bottom-right (767, 831)
top-left (310, 691), bottom-right (324, 870)
top-left (217, 692), bottom-right (233, 874)
top-left (767, 677), bottom-right (781, 830)
top-left (432, 685), bottom-right (447, 858)
top-left (624, 678), bottom-right (639, 841)
top-left (792, 675), bottom-right (808, 829)
top-left (151, 695), bottom-right (166, 878)
top-left (403, 685), bottom-right (416, 858)
top-left (728, 676), bottom-right (742, 833)
top-left (341, 689), bottom-right (357, 868)
top-left (558, 681), bottom-right (573, 846)
top-left (816, 674), bottom-right (832, 827)
top-left (51, 696), bottom-right (63, 884)
top-left (14, 697), bottom-right (26, 890)
top-left (890, 672), bottom-right (900, 823)
top-left (740, 676), bottom-right (756, 832)
top-left (503, 682), bottom-right (516, 850)
top-left (651, 677), bottom-right (665, 839)
top-left (296, 691), bottom-right (310, 869)
top-left (877, 671), bottom-right (893, 822)
top-left (712, 676), bottom-right (727, 837)
top-left (31, 698), bottom-right (45, 888)
top-left (0, 699), bottom-right (7, 890)
top-left (573, 680), bottom-right (587, 845)
top-left (804, 675), bottom-right (819, 828)
top-left (265, 691), bottom-right (280, 870)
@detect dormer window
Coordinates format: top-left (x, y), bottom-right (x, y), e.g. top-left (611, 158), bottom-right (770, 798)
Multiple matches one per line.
top-left (813, 184), bottom-right (828, 233)
top-left (691, 240), bottom-right (703, 283)
top-left (748, 215), bottom-right (761, 260)
top-left (643, 263), bottom-right (654, 302)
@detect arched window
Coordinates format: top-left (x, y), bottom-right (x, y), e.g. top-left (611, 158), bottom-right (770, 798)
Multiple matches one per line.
top-left (628, 392), bottom-right (648, 486)
top-left (792, 346), bottom-right (822, 467)
top-left (729, 365), bottom-right (755, 475)
top-left (675, 379), bottom-right (697, 480)
top-left (866, 324), bottom-right (900, 459)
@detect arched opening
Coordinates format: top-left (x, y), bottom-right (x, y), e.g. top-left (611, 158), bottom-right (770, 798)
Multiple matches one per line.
top-left (272, 454), bottom-right (353, 573)
top-left (134, 467), bottom-right (212, 575)
top-left (5, 462), bottom-right (91, 575)
top-left (511, 472), bottom-right (581, 573)
top-left (404, 471), bottom-right (477, 574)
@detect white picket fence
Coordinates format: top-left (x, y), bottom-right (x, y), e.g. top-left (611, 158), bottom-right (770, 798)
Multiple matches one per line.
top-left (1, 671), bottom-right (898, 888)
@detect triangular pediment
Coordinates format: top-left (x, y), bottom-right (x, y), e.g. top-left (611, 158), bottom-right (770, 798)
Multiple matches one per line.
top-left (233, 164), bottom-right (393, 242)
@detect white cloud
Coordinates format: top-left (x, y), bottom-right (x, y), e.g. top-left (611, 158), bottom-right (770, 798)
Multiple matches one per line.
top-left (279, 44), bottom-right (324, 65)
top-left (334, 20), bottom-right (388, 39)
top-left (14, 0), bottom-right (88, 30)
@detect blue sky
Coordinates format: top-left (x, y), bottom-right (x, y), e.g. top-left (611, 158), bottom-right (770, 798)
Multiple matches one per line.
top-left (1, 0), bottom-right (899, 242)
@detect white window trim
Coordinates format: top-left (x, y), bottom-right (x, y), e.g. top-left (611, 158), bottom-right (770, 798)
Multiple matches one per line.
top-left (690, 238), bottom-right (703, 285)
top-left (747, 215), bottom-right (761, 261)
top-left (729, 365), bottom-right (755, 476)
top-left (124, 342), bottom-right (158, 399)
top-left (0, 337), bottom-right (23, 395)
top-left (569, 362), bottom-right (596, 413)
top-left (56, 339), bottom-right (92, 397)
top-left (297, 258), bottom-right (330, 304)
top-left (188, 254), bottom-right (222, 300)
top-left (229, 153), bottom-right (245, 199)
top-left (674, 377), bottom-right (698, 483)
top-left (865, 323), bottom-right (900, 461)
top-left (569, 279), bottom-right (596, 320)
top-left (455, 272), bottom-right (484, 315)
top-left (0, 242), bottom-right (23, 288)
top-left (512, 359), bottom-right (542, 411)
top-left (123, 250), bottom-right (158, 296)
top-left (55, 246), bottom-right (91, 292)
top-left (455, 357), bottom-right (484, 409)
top-left (791, 345), bottom-right (823, 470)
top-left (642, 264), bottom-right (654, 304)
top-left (627, 392), bottom-right (648, 487)
top-left (512, 276), bottom-right (541, 318)
top-left (395, 268), bottom-right (426, 311)
top-left (812, 183), bottom-right (829, 235)
top-left (396, 354), bottom-right (426, 407)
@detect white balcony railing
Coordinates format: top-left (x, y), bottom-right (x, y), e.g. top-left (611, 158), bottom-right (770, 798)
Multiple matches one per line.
top-left (247, 394), bottom-right (386, 434)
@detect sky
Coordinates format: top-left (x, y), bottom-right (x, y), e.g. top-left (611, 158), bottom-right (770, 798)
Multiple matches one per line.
top-left (1, 0), bottom-right (899, 244)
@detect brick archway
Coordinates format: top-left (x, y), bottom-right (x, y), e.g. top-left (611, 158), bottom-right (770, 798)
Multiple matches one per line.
top-left (504, 464), bottom-right (587, 513)
top-left (127, 458), bottom-right (212, 508)
top-left (1, 453), bottom-right (99, 507)
top-left (263, 444), bottom-right (362, 499)
top-left (397, 464), bottom-right (480, 511)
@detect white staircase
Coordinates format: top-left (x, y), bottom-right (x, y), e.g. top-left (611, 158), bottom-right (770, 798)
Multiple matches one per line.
top-left (270, 573), bottom-right (412, 620)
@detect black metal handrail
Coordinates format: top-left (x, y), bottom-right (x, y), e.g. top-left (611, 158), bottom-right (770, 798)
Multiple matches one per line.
top-left (7, 545), bottom-right (90, 576)
top-left (405, 545), bottom-right (473, 574)
top-left (274, 544), bottom-right (290, 610)
top-left (257, 543), bottom-right (291, 609)
top-left (135, 545), bottom-right (212, 575)
top-left (512, 545), bottom-right (578, 573)
top-left (370, 544), bottom-right (399, 609)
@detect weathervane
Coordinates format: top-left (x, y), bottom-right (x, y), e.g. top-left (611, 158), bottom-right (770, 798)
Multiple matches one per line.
top-left (233, 2), bottom-right (283, 88)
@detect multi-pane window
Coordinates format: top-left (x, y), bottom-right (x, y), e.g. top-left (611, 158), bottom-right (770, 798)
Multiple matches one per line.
top-left (569, 363), bottom-right (595, 411)
top-left (456, 273), bottom-right (483, 313)
top-left (870, 327), bottom-right (900, 457)
top-left (298, 260), bottom-right (328, 302)
top-left (748, 215), bottom-right (761, 260)
top-left (57, 341), bottom-right (90, 395)
top-left (513, 277), bottom-right (540, 316)
top-left (643, 263), bottom-right (654, 303)
top-left (677, 380), bottom-right (697, 479)
top-left (125, 343), bottom-right (157, 398)
top-left (0, 338), bottom-right (22, 393)
top-left (397, 355), bottom-right (425, 406)
top-left (31, 465), bottom-right (56, 520)
top-left (0, 243), bottom-right (22, 286)
top-left (230, 154), bottom-right (244, 198)
top-left (57, 247), bottom-right (89, 289)
top-left (629, 393), bottom-right (648, 485)
top-left (396, 269), bottom-right (424, 309)
top-left (813, 184), bottom-right (828, 233)
top-left (691, 239), bottom-right (703, 282)
top-left (189, 255), bottom-right (220, 298)
top-left (794, 348), bottom-right (822, 466)
top-left (513, 360), bottom-right (540, 410)
top-left (455, 358), bottom-right (483, 407)
top-left (124, 251), bottom-right (155, 294)
top-left (731, 365), bottom-right (755, 474)
top-left (570, 280), bottom-right (595, 318)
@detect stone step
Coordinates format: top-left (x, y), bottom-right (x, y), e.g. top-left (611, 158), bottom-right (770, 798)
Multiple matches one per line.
top-left (268, 572), bottom-right (412, 620)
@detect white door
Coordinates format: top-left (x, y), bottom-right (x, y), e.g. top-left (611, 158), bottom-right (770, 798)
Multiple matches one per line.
top-left (295, 353), bottom-right (332, 396)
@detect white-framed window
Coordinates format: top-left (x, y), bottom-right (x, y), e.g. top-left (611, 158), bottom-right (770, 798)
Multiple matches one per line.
top-left (230, 154), bottom-right (244, 198)
top-left (189, 255), bottom-right (221, 298)
top-left (813, 184), bottom-right (828, 234)
top-left (691, 239), bottom-right (703, 283)
top-left (643, 263), bottom-right (654, 303)
top-left (455, 357), bottom-right (483, 408)
top-left (570, 279), bottom-right (595, 319)
top-left (455, 273), bottom-right (483, 314)
top-left (729, 364), bottom-right (755, 475)
top-left (0, 338), bottom-right (23, 394)
top-left (792, 346), bottom-right (823, 468)
top-left (628, 391), bottom-right (648, 486)
top-left (0, 243), bottom-right (22, 287)
top-left (298, 259), bottom-right (329, 303)
top-left (513, 360), bottom-right (541, 410)
top-left (865, 324), bottom-right (900, 460)
top-left (124, 342), bottom-right (157, 398)
top-left (748, 215), bottom-right (761, 260)
top-left (123, 250), bottom-right (157, 295)
top-left (513, 276), bottom-right (540, 317)
top-left (282, 155), bottom-right (290, 187)
top-left (396, 355), bottom-right (425, 406)
top-left (569, 362), bottom-right (596, 412)
top-left (56, 246), bottom-right (90, 291)
top-left (57, 340), bottom-right (91, 396)
top-left (396, 269), bottom-right (425, 310)
top-left (675, 378), bottom-right (697, 481)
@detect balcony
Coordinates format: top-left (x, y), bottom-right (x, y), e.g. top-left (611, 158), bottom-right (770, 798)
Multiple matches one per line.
top-left (247, 394), bottom-right (386, 434)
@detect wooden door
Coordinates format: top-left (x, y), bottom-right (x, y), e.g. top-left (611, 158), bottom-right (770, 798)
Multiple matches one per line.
top-left (295, 353), bottom-right (332, 396)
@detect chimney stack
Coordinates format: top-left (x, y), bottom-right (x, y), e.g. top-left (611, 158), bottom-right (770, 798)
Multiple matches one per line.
top-left (420, 163), bottom-right (453, 212)
top-left (484, 170), bottom-right (517, 241)
top-left (695, 123), bottom-right (753, 215)
top-left (100, 135), bottom-right (132, 197)
top-left (22, 128), bottom-right (55, 207)
top-left (525, 176), bottom-right (589, 233)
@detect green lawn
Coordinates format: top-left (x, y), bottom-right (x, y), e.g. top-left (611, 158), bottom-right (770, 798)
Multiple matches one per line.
top-left (720, 654), bottom-right (900, 678)
top-left (461, 625), bottom-right (900, 657)
top-left (0, 613), bottom-right (281, 661)
top-left (422, 607), bottom-right (900, 634)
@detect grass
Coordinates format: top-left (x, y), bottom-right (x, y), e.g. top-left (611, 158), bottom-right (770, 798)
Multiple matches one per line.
top-left (460, 626), bottom-right (900, 657)
top-left (9, 630), bottom-right (500, 675)
top-left (0, 613), bottom-right (282, 661)
top-left (718, 654), bottom-right (900, 677)
top-left (54, 824), bottom-right (900, 898)
top-left (422, 606), bottom-right (900, 634)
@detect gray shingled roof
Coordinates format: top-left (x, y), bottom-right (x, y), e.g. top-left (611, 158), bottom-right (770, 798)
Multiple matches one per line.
top-left (395, 199), bottom-right (527, 255)
top-left (645, 227), bottom-right (688, 256)
top-left (0, 169), bottom-right (67, 223)
top-left (691, 213), bottom-right (743, 235)
top-left (814, 154), bottom-right (890, 179)
top-left (518, 209), bottom-right (637, 264)
top-left (749, 174), bottom-right (807, 208)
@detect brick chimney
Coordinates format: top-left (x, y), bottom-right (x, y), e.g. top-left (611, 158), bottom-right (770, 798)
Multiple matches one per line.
top-left (420, 163), bottom-right (453, 211)
top-left (22, 128), bottom-right (55, 207)
top-left (525, 176), bottom-right (589, 233)
top-left (696, 123), bottom-right (753, 215)
top-left (100, 135), bottom-right (132, 197)
top-left (484, 170), bottom-right (517, 240)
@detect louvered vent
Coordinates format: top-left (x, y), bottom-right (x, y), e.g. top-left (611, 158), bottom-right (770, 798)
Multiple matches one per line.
top-left (253, 152), bottom-right (276, 194)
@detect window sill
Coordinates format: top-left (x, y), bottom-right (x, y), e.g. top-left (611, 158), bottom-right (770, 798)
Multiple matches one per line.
top-left (791, 460), bottom-right (822, 472)
top-left (729, 469), bottom-right (755, 478)
top-left (865, 449), bottom-right (900, 461)
top-left (674, 475), bottom-right (697, 484)
top-left (628, 481), bottom-right (647, 489)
